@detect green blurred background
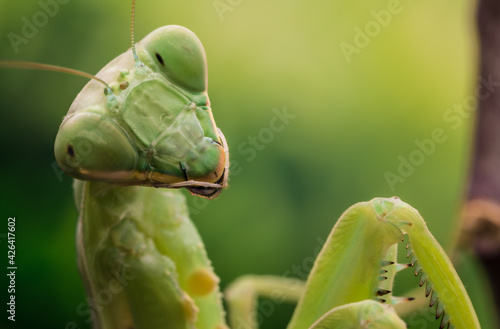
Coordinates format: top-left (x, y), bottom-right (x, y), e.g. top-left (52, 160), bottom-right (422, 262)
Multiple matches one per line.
top-left (0, 0), bottom-right (496, 328)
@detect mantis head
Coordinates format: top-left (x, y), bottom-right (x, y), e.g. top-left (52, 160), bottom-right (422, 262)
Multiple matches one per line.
top-left (53, 25), bottom-right (228, 198)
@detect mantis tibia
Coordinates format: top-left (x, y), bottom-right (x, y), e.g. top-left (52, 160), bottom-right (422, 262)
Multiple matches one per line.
top-left (226, 197), bottom-right (480, 329)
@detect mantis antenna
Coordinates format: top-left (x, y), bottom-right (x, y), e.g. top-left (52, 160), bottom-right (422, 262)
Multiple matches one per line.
top-left (130, 0), bottom-right (144, 69)
top-left (0, 60), bottom-right (113, 92)
top-left (0, 60), bottom-right (118, 109)
top-left (1, 0), bottom-right (145, 105)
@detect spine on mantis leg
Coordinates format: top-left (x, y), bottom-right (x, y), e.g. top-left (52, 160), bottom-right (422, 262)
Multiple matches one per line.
top-left (380, 197), bottom-right (481, 329)
top-left (286, 201), bottom-right (406, 329)
top-left (286, 197), bottom-right (479, 329)
top-left (74, 180), bottom-right (228, 329)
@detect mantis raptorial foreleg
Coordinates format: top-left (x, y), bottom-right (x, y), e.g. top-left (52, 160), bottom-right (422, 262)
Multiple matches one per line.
top-left (225, 197), bottom-right (480, 329)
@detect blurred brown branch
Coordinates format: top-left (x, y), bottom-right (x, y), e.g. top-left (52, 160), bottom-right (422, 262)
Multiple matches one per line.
top-left (461, 0), bottom-right (500, 323)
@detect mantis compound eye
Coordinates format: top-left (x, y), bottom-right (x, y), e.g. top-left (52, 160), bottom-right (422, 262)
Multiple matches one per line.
top-left (54, 112), bottom-right (138, 181)
top-left (139, 25), bottom-right (207, 93)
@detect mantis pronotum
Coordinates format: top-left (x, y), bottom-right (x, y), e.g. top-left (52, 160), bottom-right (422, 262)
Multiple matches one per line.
top-left (0, 1), bottom-right (481, 328)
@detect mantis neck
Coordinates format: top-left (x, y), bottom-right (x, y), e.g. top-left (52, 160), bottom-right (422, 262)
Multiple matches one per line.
top-left (74, 180), bottom-right (227, 329)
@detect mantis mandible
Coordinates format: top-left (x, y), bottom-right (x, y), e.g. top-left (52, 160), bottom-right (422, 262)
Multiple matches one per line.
top-left (0, 1), bottom-right (480, 328)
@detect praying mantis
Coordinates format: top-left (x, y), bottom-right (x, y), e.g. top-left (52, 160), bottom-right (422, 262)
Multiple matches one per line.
top-left (0, 1), bottom-right (482, 328)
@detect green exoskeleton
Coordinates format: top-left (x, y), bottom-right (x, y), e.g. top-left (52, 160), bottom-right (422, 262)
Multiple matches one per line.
top-left (226, 197), bottom-right (480, 329)
top-left (55, 24), bottom-right (230, 329)
top-left (54, 24), bottom-right (228, 198)
top-left (0, 2), bottom-right (481, 329)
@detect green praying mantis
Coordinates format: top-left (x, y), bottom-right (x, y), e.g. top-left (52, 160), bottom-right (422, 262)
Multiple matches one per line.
top-left (0, 1), bottom-right (481, 328)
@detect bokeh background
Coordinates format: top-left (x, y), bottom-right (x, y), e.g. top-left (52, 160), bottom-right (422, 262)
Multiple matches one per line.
top-left (0, 0), bottom-right (497, 328)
